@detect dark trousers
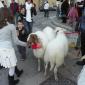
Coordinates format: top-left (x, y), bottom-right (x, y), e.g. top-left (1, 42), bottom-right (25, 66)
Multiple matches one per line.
top-left (17, 46), bottom-right (26, 59)
top-left (62, 17), bottom-right (67, 23)
top-left (24, 20), bottom-right (33, 34)
top-left (81, 31), bottom-right (85, 56)
top-left (44, 9), bottom-right (49, 17)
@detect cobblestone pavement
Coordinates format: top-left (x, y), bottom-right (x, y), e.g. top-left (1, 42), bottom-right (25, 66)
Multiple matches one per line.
top-left (40, 74), bottom-right (76, 85)
top-left (0, 11), bottom-right (83, 85)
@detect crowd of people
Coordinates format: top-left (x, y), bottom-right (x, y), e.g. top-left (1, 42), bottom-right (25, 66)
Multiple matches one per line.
top-left (56, 0), bottom-right (85, 85)
top-left (0, 0), bottom-right (85, 85)
top-left (0, 0), bottom-right (37, 85)
top-left (56, 0), bottom-right (85, 65)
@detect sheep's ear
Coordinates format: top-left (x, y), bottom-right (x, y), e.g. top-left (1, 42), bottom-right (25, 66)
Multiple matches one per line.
top-left (54, 27), bottom-right (61, 32)
top-left (55, 30), bottom-right (59, 35)
top-left (56, 30), bottom-right (59, 33)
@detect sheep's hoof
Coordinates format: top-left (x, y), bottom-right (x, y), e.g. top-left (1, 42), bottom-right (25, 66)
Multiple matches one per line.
top-left (38, 68), bottom-right (40, 72)
top-left (63, 62), bottom-right (66, 67)
top-left (44, 72), bottom-right (47, 77)
top-left (55, 77), bottom-right (58, 81)
top-left (50, 68), bottom-right (53, 71)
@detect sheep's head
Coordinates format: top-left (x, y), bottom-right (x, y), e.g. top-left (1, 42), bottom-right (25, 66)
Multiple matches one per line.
top-left (55, 27), bottom-right (67, 34)
top-left (27, 34), bottom-right (39, 48)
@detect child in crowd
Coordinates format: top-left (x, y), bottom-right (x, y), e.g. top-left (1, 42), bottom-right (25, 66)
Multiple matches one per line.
top-left (16, 20), bottom-right (28, 61)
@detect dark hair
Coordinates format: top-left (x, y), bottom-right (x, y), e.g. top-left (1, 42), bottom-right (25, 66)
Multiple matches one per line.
top-left (17, 20), bottom-right (24, 23)
top-left (0, 7), bottom-right (13, 28)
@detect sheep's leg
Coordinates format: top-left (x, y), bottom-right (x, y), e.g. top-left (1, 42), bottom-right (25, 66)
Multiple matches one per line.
top-left (63, 61), bottom-right (66, 67)
top-left (54, 65), bottom-right (58, 81)
top-left (38, 59), bottom-right (40, 72)
top-left (44, 62), bottom-right (48, 76)
top-left (50, 62), bottom-right (54, 71)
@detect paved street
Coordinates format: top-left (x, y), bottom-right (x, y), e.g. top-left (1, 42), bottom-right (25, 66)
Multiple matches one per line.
top-left (0, 11), bottom-right (83, 85)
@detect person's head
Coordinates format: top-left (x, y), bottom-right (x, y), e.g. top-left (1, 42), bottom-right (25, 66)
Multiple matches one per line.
top-left (27, 0), bottom-right (31, 4)
top-left (64, 0), bottom-right (68, 2)
top-left (20, 7), bottom-right (25, 14)
top-left (45, 1), bottom-right (48, 4)
top-left (70, 2), bottom-right (74, 7)
top-left (11, 0), bottom-right (15, 3)
top-left (0, 7), bottom-right (13, 29)
top-left (17, 20), bottom-right (24, 30)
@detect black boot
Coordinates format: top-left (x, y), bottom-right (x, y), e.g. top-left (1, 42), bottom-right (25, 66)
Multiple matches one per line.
top-left (15, 66), bottom-right (23, 77)
top-left (0, 65), bottom-right (3, 69)
top-left (8, 75), bottom-right (19, 85)
top-left (76, 59), bottom-right (85, 66)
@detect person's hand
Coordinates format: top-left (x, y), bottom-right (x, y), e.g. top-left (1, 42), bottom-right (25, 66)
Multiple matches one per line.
top-left (32, 4), bottom-right (34, 7)
top-left (22, 30), bottom-right (25, 34)
top-left (26, 41), bottom-right (31, 48)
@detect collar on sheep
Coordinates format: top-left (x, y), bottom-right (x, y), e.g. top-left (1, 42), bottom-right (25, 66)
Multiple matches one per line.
top-left (31, 43), bottom-right (42, 49)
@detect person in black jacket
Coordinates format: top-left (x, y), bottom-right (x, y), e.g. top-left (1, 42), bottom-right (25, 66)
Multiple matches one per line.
top-left (76, 7), bottom-right (85, 66)
top-left (61, 0), bottom-right (69, 23)
top-left (16, 20), bottom-right (28, 61)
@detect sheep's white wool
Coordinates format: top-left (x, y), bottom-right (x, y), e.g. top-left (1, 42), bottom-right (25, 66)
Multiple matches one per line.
top-left (27, 26), bottom-right (57, 71)
top-left (44, 28), bottom-right (68, 70)
top-left (27, 26), bottom-right (56, 59)
top-left (33, 26), bottom-right (56, 59)
top-left (35, 31), bottom-right (48, 49)
top-left (81, 55), bottom-right (85, 60)
top-left (33, 31), bottom-right (48, 58)
top-left (78, 66), bottom-right (85, 85)
top-left (43, 26), bottom-right (56, 42)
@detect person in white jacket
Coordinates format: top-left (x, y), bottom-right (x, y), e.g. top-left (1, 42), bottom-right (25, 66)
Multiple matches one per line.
top-left (25, 0), bottom-right (33, 34)
top-left (44, 1), bottom-right (49, 17)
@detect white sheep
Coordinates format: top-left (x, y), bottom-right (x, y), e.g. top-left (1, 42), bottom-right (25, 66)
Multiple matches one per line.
top-left (44, 27), bottom-right (69, 80)
top-left (43, 26), bottom-right (56, 42)
top-left (27, 26), bottom-right (56, 71)
top-left (78, 66), bottom-right (85, 85)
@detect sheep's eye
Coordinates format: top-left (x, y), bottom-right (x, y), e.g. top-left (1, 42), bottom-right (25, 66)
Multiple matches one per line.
top-left (56, 30), bottom-right (59, 34)
top-left (57, 30), bottom-right (59, 32)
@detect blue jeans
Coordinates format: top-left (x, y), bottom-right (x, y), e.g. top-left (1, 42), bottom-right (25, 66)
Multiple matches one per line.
top-left (24, 20), bottom-right (33, 34)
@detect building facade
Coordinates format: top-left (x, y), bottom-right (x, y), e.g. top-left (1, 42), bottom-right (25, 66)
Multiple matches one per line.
top-left (1, 0), bottom-right (57, 8)
top-left (1, 0), bottom-right (78, 8)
